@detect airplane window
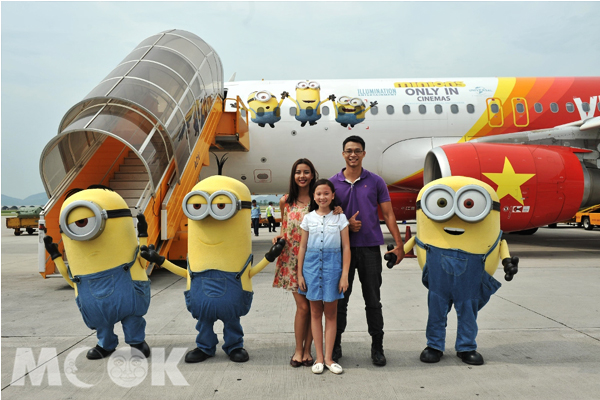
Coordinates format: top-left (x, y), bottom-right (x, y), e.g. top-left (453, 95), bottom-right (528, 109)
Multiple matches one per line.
top-left (403, 105), bottom-right (410, 115)
top-left (450, 104), bottom-right (459, 114)
top-left (516, 103), bottom-right (525, 113)
top-left (387, 105), bottom-right (395, 115)
top-left (467, 104), bottom-right (475, 114)
top-left (322, 106), bottom-right (329, 116)
top-left (490, 104), bottom-right (499, 114)
top-left (534, 103), bottom-right (543, 113)
top-left (371, 106), bottom-right (378, 115)
top-left (419, 105), bottom-right (426, 114)
top-left (289, 107), bottom-right (296, 116)
top-left (435, 105), bottom-right (443, 114)
top-left (566, 102), bottom-right (574, 113)
top-left (582, 102), bottom-right (590, 112)
top-left (550, 103), bottom-right (559, 113)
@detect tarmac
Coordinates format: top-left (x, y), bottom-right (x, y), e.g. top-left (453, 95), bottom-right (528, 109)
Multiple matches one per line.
top-left (1, 216), bottom-right (599, 399)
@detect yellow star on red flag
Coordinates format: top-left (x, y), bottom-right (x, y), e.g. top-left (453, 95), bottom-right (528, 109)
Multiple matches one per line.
top-left (482, 158), bottom-right (535, 205)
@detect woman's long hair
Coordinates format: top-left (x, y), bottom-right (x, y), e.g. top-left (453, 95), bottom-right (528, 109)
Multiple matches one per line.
top-left (286, 158), bottom-right (318, 206)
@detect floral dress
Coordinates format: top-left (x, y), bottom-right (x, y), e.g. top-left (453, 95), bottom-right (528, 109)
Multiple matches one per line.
top-left (272, 196), bottom-right (310, 292)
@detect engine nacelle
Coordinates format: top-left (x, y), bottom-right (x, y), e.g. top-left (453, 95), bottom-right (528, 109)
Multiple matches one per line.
top-left (378, 191), bottom-right (419, 221)
top-left (424, 143), bottom-right (597, 232)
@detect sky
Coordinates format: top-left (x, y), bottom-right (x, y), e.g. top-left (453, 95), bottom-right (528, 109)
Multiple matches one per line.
top-left (2, 1), bottom-right (599, 199)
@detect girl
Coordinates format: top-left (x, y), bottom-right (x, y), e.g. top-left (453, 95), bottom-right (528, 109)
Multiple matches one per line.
top-left (273, 159), bottom-right (319, 367)
top-left (297, 179), bottom-right (350, 374)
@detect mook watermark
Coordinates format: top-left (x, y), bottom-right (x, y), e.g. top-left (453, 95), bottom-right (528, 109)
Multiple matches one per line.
top-left (11, 346), bottom-right (189, 388)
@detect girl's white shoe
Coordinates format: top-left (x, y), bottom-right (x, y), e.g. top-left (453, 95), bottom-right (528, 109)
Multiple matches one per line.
top-left (311, 362), bottom-right (324, 374)
top-left (325, 362), bottom-right (343, 374)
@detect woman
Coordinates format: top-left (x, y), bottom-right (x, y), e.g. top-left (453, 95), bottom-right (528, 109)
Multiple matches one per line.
top-left (273, 158), bottom-right (318, 367)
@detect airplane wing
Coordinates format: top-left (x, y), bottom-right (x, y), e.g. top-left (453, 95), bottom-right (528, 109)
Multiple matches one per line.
top-left (470, 116), bottom-right (600, 153)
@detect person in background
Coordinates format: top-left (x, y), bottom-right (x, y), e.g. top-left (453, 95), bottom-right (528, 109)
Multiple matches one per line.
top-left (330, 135), bottom-right (405, 367)
top-left (266, 201), bottom-right (277, 233)
top-left (251, 200), bottom-right (261, 237)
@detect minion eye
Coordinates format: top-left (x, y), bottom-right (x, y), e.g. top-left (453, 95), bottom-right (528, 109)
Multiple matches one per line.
top-left (255, 91), bottom-right (272, 102)
top-left (339, 96), bottom-right (351, 105)
top-left (211, 203), bottom-right (234, 218)
top-left (421, 185), bottom-right (455, 222)
top-left (350, 98), bottom-right (364, 106)
top-left (455, 186), bottom-right (491, 222)
top-left (308, 81), bottom-right (320, 89)
top-left (182, 191), bottom-right (210, 220)
top-left (68, 217), bottom-right (98, 236)
top-left (296, 82), bottom-right (308, 89)
top-left (186, 203), bottom-right (209, 217)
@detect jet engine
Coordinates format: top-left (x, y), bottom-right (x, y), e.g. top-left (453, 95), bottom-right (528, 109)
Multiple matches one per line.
top-left (424, 143), bottom-right (600, 232)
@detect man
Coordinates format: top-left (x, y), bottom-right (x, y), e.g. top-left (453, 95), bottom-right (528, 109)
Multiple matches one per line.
top-left (266, 202), bottom-right (277, 233)
top-left (251, 200), bottom-right (261, 237)
top-left (330, 135), bottom-right (405, 366)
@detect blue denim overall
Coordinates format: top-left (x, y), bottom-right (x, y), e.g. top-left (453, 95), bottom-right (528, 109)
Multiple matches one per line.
top-left (71, 248), bottom-right (151, 351)
top-left (416, 233), bottom-right (502, 352)
top-left (184, 255), bottom-right (254, 356)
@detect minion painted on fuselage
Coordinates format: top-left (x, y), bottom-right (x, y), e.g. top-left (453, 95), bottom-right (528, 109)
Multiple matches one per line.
top-left (284, 81), bottom-right (328, 127)
top-left (246, 91), bottom-right (284, 128)
top-left (330, 95), bottom-right (378, 128)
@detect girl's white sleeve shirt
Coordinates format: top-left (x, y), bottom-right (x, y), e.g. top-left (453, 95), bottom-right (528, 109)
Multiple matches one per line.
top-left (300, 211), bottom-right (349, 249)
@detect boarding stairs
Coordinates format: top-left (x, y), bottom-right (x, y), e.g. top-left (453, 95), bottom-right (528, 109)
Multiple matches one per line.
top-left (39, 96), bottom-right (249, 278)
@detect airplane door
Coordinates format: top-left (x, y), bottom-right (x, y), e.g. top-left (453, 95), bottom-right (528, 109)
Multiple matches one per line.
top-left (486, 98), bottom-right (504, 127)
top-left (511, 97), bottom-right (529, 127)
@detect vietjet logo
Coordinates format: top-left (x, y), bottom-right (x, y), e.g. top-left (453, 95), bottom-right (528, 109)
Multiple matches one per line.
top-left (574, 96), bottom-right (598, 120)
top-left (483, 158), bottom-right (535, 205)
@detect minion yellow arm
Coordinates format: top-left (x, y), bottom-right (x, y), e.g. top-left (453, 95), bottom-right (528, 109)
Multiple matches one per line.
top-left (248, 238), bottom-right (287, 278)
top-left (53, 256), bottom-right (75, 288)
top-left (159, 260), bottom-right (188, 279)
top-left (403, 236), bottom-right (416, 256)
top-left (499, 239), bottom-right (510, 260)
top-left (248, 257), bottom-right (270, 278)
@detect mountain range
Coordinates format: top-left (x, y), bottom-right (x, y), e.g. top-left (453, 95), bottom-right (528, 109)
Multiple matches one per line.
top-left (2, 192), bottom-right (49, 207)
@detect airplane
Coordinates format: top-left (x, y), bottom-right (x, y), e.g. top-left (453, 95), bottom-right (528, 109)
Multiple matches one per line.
top-left (36, 29), bottom-right (600, 278)
top-left (205, 77), bottom-right (600, 234)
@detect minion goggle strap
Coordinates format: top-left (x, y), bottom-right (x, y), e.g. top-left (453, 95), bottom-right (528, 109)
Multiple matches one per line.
top-left (182, 190), bottom-right (252, 221)
top-left (59, 200), bottom-right (132, 241)
top-left (416, 184), bottom-right (500, 223)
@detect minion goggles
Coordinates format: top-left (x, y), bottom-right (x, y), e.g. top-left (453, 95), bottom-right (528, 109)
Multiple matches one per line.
top-left (416, 184), bottom-right (500, 223)
top-left (59, 200), bottom-right (132, 241)
top-left (182, 190), bottom-right (252, 221)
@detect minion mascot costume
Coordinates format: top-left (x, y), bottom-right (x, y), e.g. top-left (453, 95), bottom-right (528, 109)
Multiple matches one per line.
top-left (44, 185), bottom-right (151, 360)
top-left (403, 176), bottom-right (519, 365)
top-left (140, 176), bottom-right (285, 363)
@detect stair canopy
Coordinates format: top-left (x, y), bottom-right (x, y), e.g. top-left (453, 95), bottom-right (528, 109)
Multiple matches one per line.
top-left (39, 29), bottom-right (224, 198)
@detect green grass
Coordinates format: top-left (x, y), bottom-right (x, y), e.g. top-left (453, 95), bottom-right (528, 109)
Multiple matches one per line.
top-left (1, 211), bottom-right (18, 216)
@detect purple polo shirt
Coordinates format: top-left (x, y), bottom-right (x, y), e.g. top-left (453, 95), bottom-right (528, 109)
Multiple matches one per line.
top-left (331, 168), bottom-right (391, 247)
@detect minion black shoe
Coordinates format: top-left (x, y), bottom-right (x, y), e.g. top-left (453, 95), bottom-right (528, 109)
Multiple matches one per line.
top-left (457, 350), bottom-right (484, 365)
top-left (185, 348), bottom-right (212, 363)
top-left (131, 341), bottom-right (151, 358)
top-left (229, 348), bottom-right (249, 363)
top-left (86, 345), bottom-right (115, 360)
top-left (420, 347), bottom-right (443, 363)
